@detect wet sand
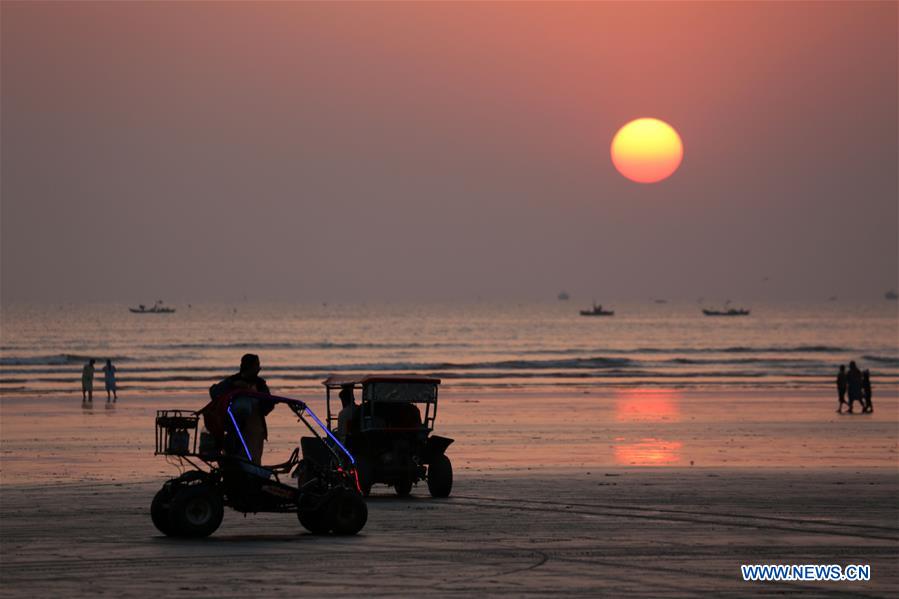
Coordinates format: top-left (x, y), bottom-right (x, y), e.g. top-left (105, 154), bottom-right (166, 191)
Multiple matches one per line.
top-left (2, 471), bottom-right (897, 597)
top-left (1, 390), bottom-right (897, 596)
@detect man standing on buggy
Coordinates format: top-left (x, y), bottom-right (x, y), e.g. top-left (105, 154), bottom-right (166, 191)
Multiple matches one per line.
top-left (205, 353), bottom-right (274, 464)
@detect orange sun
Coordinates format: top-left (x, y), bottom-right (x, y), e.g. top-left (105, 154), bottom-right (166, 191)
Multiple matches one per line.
top-left (611, 118), bottom-right (683, 183)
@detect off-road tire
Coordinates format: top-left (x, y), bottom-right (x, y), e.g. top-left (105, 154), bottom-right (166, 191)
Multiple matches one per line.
top-left (393, 478), bottom-right (413, 497)
top-left (427, 454), bottom-right (453, 498)
top-left (298, 503), bottom-right (333, 535)
top-left (150, 487), bottom-right (175, 536)
top-left (168, 484), bottom-right (224, 538)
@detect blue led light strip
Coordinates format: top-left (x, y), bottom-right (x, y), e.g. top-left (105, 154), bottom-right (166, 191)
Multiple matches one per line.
top-left (303, 406), bottom-right (355, 465)
top-left (226, 405), bottom-right (254, 462)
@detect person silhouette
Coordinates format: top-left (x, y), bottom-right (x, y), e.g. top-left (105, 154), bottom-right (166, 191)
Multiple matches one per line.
top-left (102, 359), bottom-right (118, 403)
top-left (862, 370), bottom-right (873, 413)
top-left (81, 359), bottom-right (95, 403)
top-left (208, 354), bottom-right (273, 464)
top-left (836, 364), bottom-right (847, 413)
top-left (336, 385), bottom-right (359, 443)
top-left (846, 361), bottom-right (863, 414)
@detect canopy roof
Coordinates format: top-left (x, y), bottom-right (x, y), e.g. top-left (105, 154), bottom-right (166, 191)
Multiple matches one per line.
top-left (322, 374), bottom-right (441, 388)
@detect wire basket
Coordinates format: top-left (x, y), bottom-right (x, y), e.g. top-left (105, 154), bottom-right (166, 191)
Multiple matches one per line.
top-left (155, 410), bottom-right (200, 456)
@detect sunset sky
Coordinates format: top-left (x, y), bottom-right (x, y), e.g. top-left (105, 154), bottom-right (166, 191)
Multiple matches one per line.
top-left (2, 1), bottom-right (896, 303)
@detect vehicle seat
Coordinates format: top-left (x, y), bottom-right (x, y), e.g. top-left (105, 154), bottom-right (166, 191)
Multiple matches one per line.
top-left (301, 436), bottom-right (331, 468)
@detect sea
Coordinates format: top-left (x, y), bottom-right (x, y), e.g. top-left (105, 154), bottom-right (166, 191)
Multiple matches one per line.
top-left (1, 301), bottom-right (897, 397)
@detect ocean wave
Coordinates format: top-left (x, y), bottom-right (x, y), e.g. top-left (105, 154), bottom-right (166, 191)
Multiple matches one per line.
top-left (520, 345), bottom-right (854, 356)
top-left (0, 356), bottom-right (635, 374)
top-left (139, 341), bottom-right (472, 351)
top-left (0, 354), bottom-right (136, 366)
top-left (4, 355), bottom-right (896, 377)
top-left (862, 355), bottom-right (899, 366)
top-left (11, 368), bottom-right (891, 387)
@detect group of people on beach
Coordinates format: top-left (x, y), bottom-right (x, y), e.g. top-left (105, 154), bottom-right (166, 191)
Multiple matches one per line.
top-left (835, 361), bottom-right (872, 414)
top-left (81, 359), bottom-right (117, 403)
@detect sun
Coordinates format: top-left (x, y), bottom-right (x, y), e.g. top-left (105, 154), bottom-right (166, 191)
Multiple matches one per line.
top-left (611, 118), bottom-right (683, 184)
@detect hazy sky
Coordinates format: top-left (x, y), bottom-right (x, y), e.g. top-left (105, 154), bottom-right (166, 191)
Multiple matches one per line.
top-left (2, 1), bottom-right (897, 304)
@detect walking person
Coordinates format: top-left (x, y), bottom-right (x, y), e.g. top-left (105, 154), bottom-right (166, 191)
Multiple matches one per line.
top-left (81, 359), bottom-right (96, 403)
top-left (836, 364), bottom-right (848, 413)
top-left (846, 361), bottom-right (864, 414)
top-left (862, 370), bottom-right (873, 413)
top-left (102, 359), bottom-right (118, 403)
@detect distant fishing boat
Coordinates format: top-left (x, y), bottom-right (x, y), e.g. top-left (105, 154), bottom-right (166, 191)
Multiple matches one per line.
top-left (557, 291), bottom-right (570, 301)
top-left (702, 300), bottom-right (749, 316)
top-left (702, 308), bottom-right (750, 316)
top-left (580, 303), bottom-right (614, 316)
top-left (886, 290), bottom-right (898, 301)
top-left (130, 300), bottom-right (175, 314)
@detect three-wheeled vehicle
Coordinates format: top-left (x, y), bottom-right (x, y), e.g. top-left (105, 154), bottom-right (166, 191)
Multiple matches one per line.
top-left (324, 375), bottom-right (453, 498)
top-left (151, 390), bottom-right (367, 537)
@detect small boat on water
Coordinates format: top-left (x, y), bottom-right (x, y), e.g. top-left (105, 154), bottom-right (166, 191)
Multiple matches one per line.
top-left (130, 300), bottom-right (175, 314)
top-left (702, 300), bottom-right (749, 317)
top-left (580, 303), bottom-right (614, 316)
top-left (886, 290), bottom-right (898, 301)
top-left (557, 291), bottom-right (570, 301)
top-left (702, 307), bottom-right (750, 316)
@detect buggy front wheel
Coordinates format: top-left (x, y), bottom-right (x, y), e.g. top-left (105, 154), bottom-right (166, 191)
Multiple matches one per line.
top-left (168, 484), bottom-right (224, 537)
top-left (427, 455), bottom-right (453, 498)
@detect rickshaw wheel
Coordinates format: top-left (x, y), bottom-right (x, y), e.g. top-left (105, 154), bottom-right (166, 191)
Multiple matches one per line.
top-left (169, 484), bottom-right (224, 537)
top-left (427, 454), bottom-right (453, 498)
top-left (393, 478), bottom-right (413, 497)
top-left (150, 487), bottom-right (175, 536)
top-left (331, 491), bottom-right (368, 535)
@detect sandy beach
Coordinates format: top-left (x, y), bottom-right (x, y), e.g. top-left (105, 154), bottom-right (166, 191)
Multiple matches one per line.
top-left (1, 389), bottom-right (897, 596)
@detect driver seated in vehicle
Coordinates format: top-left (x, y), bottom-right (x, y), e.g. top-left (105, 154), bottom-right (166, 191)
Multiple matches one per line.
top-left (335, 385), bottom-right (359, 444)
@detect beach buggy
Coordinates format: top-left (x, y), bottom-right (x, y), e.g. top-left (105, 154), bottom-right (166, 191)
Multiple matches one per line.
top-left (151, 390), bottom-right (367, 537)
top-left (324, 375), bottom-right (453, 497)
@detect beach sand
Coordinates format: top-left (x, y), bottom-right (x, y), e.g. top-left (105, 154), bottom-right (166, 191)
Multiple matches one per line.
top-left (1, 390), bottom-right (897, 596)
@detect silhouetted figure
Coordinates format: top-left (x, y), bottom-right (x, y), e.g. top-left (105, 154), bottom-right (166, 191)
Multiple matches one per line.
top-left (336, 385), bottom-right (359, 443)
top-left (81, 359), bottom-right (95, 403)
top-left (208, 354), bottom-right (273, 464)
top-left (862, 370), bottom-right (873, 413)
top-left (846, 361), bottom-right (864, 414)
top-left (836, 365), bottom-right (847, 413)
top-left (102, 359), bottom-right (117, 403)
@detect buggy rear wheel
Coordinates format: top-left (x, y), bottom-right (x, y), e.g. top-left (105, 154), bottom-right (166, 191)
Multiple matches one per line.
top-left (427, 454), bottom-right (453, 498)
top-left (150, 486), bottom-right (175, 536)
top-left (169, 484), bottom-right (224, 537)
top-left (331, 491), bottom-right (368, 535)
top-left (297, 488), bottom-right (334, 535)
top-left (298, 503), bottom-right (333, 535)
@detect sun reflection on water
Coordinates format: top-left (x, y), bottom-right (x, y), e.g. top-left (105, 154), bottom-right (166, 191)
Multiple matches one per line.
top-left (613, 389), bottom-right (684, 465)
